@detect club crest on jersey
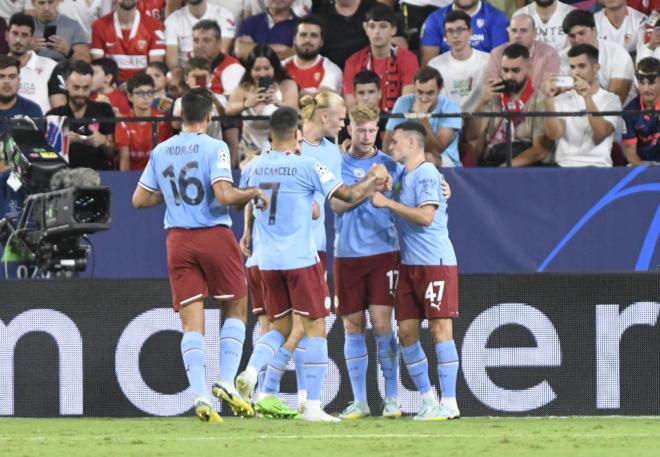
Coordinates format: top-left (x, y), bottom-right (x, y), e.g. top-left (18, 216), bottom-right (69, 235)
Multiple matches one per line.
top-left (137, 40), bottom-right (147, 51)
top-left (353, 168), bottom-right (366, 178)
top-left (476, 18), bottom-right (485, 28)
top-left (314, 72), bottom-right (321, 82)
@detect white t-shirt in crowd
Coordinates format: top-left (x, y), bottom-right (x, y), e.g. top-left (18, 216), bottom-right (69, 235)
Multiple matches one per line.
top-left (514, 2), bottom-right (576, 51)
top-left (0, 0), bottom-right (29, 21)
top-left (208, 0), bottom-right (244, 22)
top-left (246, 0), bottom-right (312, 18)
top-left (594, 6), bottom-right (648, 54)
top-left (559, 39), bottom-right (636, 104)
top-left (165, 4), bottom-right (236, 67)
top-left (399, 0), bottom-right (452, 7)
top-left (553, 88), bottom-right (621, 167)
top-left (18, 51), bottom-right (57, 115)
top-left (636, 40), bottom-right (660, 62)
top-left (428, 48), bottom-right (489, 112)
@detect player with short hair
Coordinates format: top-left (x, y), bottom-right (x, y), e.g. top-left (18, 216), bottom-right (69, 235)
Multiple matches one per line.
top-left (372, 120), bottom-right (460, 421)
top-left (240, 106), bottom-right (391, 422)
top-left (332, 103), bottom-right (403, 419)
top-left (132, 88), bottom-right (268, 423)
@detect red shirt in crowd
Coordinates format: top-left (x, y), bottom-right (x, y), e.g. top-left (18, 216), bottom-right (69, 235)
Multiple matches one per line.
top-left (115, 108), bottom-right (173, 171)
top-left (138, 0), bottom-right (166, 22)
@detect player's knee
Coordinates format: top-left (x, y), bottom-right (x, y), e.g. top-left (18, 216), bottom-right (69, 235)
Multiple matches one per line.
top-left (430, 319), bottom-right (453, 343)
top-left (397, 327), bottom-right (418, 347)
top-left (342, 313), bottom-right (364, 334)
top-left (370, 318), bottom-right (391, 337)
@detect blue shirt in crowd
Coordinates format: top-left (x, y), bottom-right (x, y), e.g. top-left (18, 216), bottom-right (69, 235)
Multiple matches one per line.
top-left (0, 96), bottom-right (43, 136)
top-left (622, 97), bottom-right (660, 162)
top-left (139, 132), bottom-right (234, 229)
top-left (238, 12), bottom-right (299, 47)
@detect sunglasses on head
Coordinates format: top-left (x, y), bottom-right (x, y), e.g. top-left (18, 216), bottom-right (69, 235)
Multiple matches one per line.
top-left (635, 73), bottom-right (659, 84)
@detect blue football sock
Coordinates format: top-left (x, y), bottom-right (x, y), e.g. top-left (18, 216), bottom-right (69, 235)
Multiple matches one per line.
top-left (262, 347), bottom-right (292, 395)
top-left (401, 341), bottom-right (432, 395)
top-left (218, 318), bottom-right (245, 383)
top-left (294, 337), bottom-right (309, 393)
top-left (376, 331), bottom-right (400, 399)
top-left (303, 337), bottom-right (328, 401)
top-left (181, 331), bottom-right (208, 399)
top-left (435, 340), bottom-right (459, 399)
top-left (344, 333), bottom-right (368, 403)
top-left (248, 329), bottom-right (285, 372)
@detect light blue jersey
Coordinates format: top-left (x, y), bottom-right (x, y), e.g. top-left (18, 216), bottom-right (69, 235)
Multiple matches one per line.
top-left (139, 132), bottom-right (233, 229)
top-left (395, 162), bottom-right (456, 266)
top-left (244, 151), bottom-right (343, 270)
top-left (300, 137), bottom-right (343, 252)
top-left (334, 150), bottom-right (403, 258)
top-left (239, 159), bottom-right (259, 268)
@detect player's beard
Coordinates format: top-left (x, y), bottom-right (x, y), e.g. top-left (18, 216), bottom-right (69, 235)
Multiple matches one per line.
top-left (504, 76), bottom-right (528, 95)
top-left (69, 96), bottom-right (87, 110)
top-left (0, 93), bottom-right (17, 104)
top-left (455, 0), bottom-right (480, 12)
top-left (294, 44), bottom-right (320, 61)
top-left (535, 0), bottom-right (555, 7)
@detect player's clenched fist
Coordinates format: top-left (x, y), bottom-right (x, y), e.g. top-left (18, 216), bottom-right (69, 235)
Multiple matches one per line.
top-left (368, 163), bottom-right (389, 180)
top-left (253, 189), bottom-right (269, 210)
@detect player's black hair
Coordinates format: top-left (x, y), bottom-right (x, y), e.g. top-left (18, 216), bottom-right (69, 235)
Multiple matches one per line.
top-left (9, 12), bottom-right (35, 34)
top-left (65, 60), bottom-right (94, 79)
top-left (415, 66), bottom-right (443, 88)
top-left (443, 10), bottom-right (471, 29)
top-left (393, 120), bottom-right (427, 148)
top-left (0, 55), bottom-right (20, 72)
top-left (365, 4), bottom-right (397, 26)
top-left (181, 88), bottom-right (213, 124)
top-left (147, 61), bottom-right (169, 76)
top-left (637, 57), bottom-right (660, 75)
top-left (127, 72), bottom-right (155, 94)
top-left (184, 56), bottom-right (211, 77)
top-left (239, 44), bottom-right (291, 85)
top-left (296, 15), bottom-right (325, 41)
top-left (270, 106), bottom-right (300, 141)
top-left (91, 57), bottom-right (119, 85)
top-left (562, 9), bottom-right (596, 34)
top-left (567, 44), bottom-right (599, 64)
top-left (502, 43), bottom-right (530, 61)
top-left (353, 70), bottom-right (380, 87)
top-left (192, 19), bottom-right (222, 40)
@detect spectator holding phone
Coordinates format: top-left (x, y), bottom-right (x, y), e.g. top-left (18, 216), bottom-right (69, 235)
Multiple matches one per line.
top-left (146, 61), bottom-right (174, 113)
top-left (542, 44), bottom-right (622, 168)
top-left (468, 43), bottom-right (553, 167)
top-left (226, 44), bottom-right (298, 161)
top-left (31, 0), bottom-right (91, 63)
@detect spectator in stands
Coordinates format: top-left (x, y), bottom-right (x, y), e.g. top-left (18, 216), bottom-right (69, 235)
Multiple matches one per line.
top-left (0, 1), bottom-right (29, 23)
top-left (282, 15), bottom-right (343, 95)
top-left (116, 72), bottom-right (173, 171)
top-left (146, 61), bottom-right (173, 112)
top-left (542, 44), bottom-right (622, 167)
top-left (167, 0), bottom-right (245, 23)
top-left (560, 9), bottom-right (635, 105)
top-left (397, 0), bottom-right (442, 51)
top-left (622, 57), bottom-right (660, 165)
top-left (513, 0), bottom-right (575, 52)
top-left (486, 14), bottom-right (560, 91)
top-left (192, 19), bottom-right (244, 97)
top-left (338, 69), bottom-right (384, 150)
top-left (90, 0), bottom-right (165, 83)
top-left (420, 0), bottom-right (509, 66)
top-left (49, 0), bottom-right (113, 36)
top-left (343, 5), bottom-right (419, 113)
top-left (313, 0), bottom-right (408, 69)
top-left (428, 9), bottom-right (489, 113)
top-left (637, 16), bottom-right (660, 62)
top-left (469, 44), bottom-right (553, 167)
top-left (90, 57), bottom-right (131, 115)
top-left (0, 55), bottom-right (42, 137)
top-left (234, 0), bottom-right (299, 61)
top-left (31, 0), bottom-right (91, 63)
top-left (7, 13), bottom-right (64, 114)
top-left (226, 44), bottom-right (298, 161)
top-left (244, 0), bottom-right (311, 19)
top-left (594, 0), bottom-right (647, 54)
top-left (384, 66), bottom-right (462, 167)
top-left (165, 0), bottom-right (236, 69)
top-left (47, 60), bottom-right (116, 170)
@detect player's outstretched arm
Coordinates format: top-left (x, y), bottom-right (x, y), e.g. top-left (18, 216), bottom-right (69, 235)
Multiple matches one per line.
top-left (213, 181), bottom-right (269, 211)
top-left (332, 163), bottom-right (390, 204)
top-left (371, 191), bottom-right (437, 227)
top-left (132, 185), bottom-right (165, 209)
top-left (239, 202), bottom-right (254, 257)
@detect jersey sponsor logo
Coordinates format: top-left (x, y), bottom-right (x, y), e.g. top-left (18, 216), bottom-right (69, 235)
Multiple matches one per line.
top-left (112, 54), bottom-right (148, 70)
top-left (324, 296), bottom-right (331, 310)
top-left (314, 162), bottom-right (334, 183)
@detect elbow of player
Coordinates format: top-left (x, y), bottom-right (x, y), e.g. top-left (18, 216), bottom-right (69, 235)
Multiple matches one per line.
top-left (419, 216), bottom-right (434, 228)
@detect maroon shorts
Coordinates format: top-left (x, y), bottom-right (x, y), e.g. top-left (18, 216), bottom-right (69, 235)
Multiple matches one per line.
top-left (260, 262), bottom-right (331, 321)
top-left (166, 225), bottom-right (247, 312)
top-left (334, 252), bottom-right (399, 316)
top-left (246, 266), bottom-right (266, 316)
top-left (317, 251), bottom-right (327, 275)
top-left (395, 264), bottom-right (459, 321)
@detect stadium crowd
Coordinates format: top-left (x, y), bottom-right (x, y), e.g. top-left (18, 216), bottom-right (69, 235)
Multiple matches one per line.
top-left (0, 0), bottom-right (658, 170)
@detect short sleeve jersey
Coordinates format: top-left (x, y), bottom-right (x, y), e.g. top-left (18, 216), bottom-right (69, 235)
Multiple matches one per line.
top-left (244, 151), bottom-right (343, 270)
top-left (395, 162), bottom-right (456, 266)
top-left (334, 150), bottom-right (403, 258)
top-left (138, 132), bottom-right (234, 229)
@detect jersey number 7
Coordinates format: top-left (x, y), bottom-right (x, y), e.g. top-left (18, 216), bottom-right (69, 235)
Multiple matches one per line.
top-left (259, 182), bottom-right (280, 225)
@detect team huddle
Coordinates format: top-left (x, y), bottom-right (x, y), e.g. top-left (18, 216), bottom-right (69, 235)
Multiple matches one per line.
top-left (132, 87), bottom-right (460, 422)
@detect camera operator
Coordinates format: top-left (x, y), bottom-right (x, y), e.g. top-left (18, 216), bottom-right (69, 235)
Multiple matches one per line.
top-left (468, 43), bottom-right (552, 167)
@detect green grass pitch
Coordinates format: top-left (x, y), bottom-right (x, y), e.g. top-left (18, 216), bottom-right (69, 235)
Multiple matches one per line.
top-left (1, 417), bottom-right (659, 457)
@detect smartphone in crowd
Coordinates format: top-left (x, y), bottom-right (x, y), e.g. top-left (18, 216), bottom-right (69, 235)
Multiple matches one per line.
top-left (554, 76), bottom-right (574, 88)
top-left (43, 25), bottom-right (57, 41)
top-left (258, 76), bottom-right (274, 90)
